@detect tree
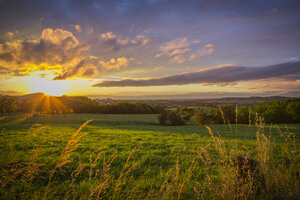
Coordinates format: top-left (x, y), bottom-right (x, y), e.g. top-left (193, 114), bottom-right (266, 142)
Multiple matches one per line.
top-left (158, 110), bottom-right (168, 125)
top-left (153, 105), bottom-right (165, 114)
top-left (180, 107), bottom-right (194, 122)
top-left (237, 105), bottom-right (249, 124)
top-left (220, 105), bottom-right (236, 123)
top-left (0, 97), bottom-right (17, 113)
top-left (194, 108), bottom-right (208, 125)
top-left (158, 110), bottom-right (186, 126)
top-left (286, 101), bottom-right (300, 122)
top-left (168, 111), bottom-right (186, 126)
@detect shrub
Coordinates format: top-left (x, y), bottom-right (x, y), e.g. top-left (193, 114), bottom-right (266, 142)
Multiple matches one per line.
top-left (168, 111), bottom-right (186, 126)
top-left (180, 107), bottom-right (194, 121)
top-left (194, 108), bottom-right (208, 125)
top-left (158, 110), bottom-right (186, 126)
top-left (158, 110), bottom-right (168, 125)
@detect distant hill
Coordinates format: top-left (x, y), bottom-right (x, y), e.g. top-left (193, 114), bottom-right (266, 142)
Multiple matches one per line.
top-left (127, 96), bottom-right (289, 107)
top-left (0, 92), bottom-right (294, 111)
top-left (1, 93), bottom-right (290, 106)
top-left (16, 92), bottom-right (45, 102)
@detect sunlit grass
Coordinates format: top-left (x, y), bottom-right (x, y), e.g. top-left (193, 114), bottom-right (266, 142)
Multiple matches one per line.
top-left (0, 114), bottom-right (299, 199)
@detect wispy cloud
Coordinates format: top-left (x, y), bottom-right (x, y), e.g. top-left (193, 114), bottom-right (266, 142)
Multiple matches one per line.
top-left (159, 37), bottom-right (199, 54)
top-left (199, 44), bottom-right (214, 56)
top-left (93, 62), bottom-right (300, 87)
top-left (155, 37), bottom-right (199, 58)
top-left (155, 37), bottom-right (214, 63)
top-left (153, 66), bottom-right (164, 71)
top-left (101, 32), bottom-right (149, 52)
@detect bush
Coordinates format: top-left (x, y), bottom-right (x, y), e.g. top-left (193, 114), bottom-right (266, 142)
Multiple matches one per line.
top-left (158, 110), bottom-right (168, 125)
top-left (194, 108), bottom-right (208, 125)
top-left (180, 107), bottom-right (194, 121)
top-left (168, 111), bottom-right (186, 125)
top-left (158, 110), bottom-right (186, 126)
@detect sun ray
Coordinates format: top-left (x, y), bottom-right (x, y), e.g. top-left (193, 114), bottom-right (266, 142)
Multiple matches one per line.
top-left (49, 96), bottom-right (69, 113)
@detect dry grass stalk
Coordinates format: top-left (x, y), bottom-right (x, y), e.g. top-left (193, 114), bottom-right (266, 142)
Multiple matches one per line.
top-left (43, 120), bottom-right (92, 199)
top-left (112, 146), bottom-right (139, 199)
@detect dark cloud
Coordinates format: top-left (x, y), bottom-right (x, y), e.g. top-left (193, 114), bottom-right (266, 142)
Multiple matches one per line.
top-left (93, 62), bottom-right (300, 87)
top-left (100, 32), bottom-right (148, 52)
top-left (53, 59), bottom-right (97, 80)
top-left (0, 66), bottom-right (11, 74)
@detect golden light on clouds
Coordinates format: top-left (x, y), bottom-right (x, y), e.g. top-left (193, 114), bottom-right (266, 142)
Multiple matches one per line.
top-left (99, 57), bottom-right (133, 70)
top-left (0, 28), bottom-right (94, 80)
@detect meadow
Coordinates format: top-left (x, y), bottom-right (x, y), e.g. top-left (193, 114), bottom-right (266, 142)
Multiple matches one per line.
top-left (0, 113), bottom-right (299, 199)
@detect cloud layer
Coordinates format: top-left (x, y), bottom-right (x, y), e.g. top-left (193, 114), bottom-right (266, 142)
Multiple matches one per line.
top-left (93, 62), bottom-right (300, 87)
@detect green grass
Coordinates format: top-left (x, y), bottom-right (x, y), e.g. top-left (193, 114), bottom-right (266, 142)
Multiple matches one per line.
top-left (0, 114), bottom-right (299, 199)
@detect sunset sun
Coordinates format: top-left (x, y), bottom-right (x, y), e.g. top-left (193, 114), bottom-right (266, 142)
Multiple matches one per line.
top-left (26, 76), bottom-right (67, 96)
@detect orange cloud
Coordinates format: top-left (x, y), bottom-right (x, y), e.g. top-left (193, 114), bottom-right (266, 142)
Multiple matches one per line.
top-left (160, 37), bottom-right (199, 53)
top-left (154, 66), bottom-right (164, 71)
top-left (99, 57), bottom-right (134, 70)
top-left (168, 48), bottom-right (190, 56)
top-left (73, 25), bottom-right (81, 32)
top-left (156, 37), bottom-right (213, 63)
top-left (198, 44), bottom-right (214, 56)
top-left (0, 28), bottom-right (96, 79)
top-left (171, 55), bottom-right (186, 64)
top-left (6, 32), bottom-right (14, 38)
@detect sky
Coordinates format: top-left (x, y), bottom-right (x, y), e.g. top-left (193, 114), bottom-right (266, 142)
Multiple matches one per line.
top-left (0, 0), bottom-right (299, 99)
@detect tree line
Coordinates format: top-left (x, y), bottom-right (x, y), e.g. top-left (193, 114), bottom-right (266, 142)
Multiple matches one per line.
top-left (1, 94), bottom-right (299, 125)
top-left (159, 98), bottom-right (300, 125)
top-left (0, 95), bottom-right (164, 114)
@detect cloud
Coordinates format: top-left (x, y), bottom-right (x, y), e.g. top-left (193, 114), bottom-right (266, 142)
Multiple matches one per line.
top-left (6, 32), bottom-right (14, 38)
top-left (0, 28), bottom-right (141, 80)
top-left (160, 37), bottom-right (200, 52)
top-left (53, 59), bottom-right (97, 80)
top-left (73, 24), bottom-right (81, 32)
top-left (171, 55), bottom-right (186, 64)
top-left (198, 44), bottom-right (214, 56)
top-left (155, 37), bottom-right (214, 63)
top-left (188, 44), bottom-right (215, 61)
top-left (244, 75), bottom-right (300, 96)
top-left (0, 66), bottom-right (13, 75)
top-left (153, 66), bottom-right (164, 71)
top-left (100, 32), bottom-right (149, 52)
top-left (155, 37), bottom-right (199, 57)
top-left (0, 28), bottom-right (96, 79)
top-left (98, 57), bottom-right (133, 70)
top-left (92, 61), bottom-right (300, 87)
top-left (168, 48), bottom-right (191, 56)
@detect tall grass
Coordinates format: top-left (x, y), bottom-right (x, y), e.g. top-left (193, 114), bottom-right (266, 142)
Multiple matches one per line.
top-left (0, 112), bottom-right (299, 199)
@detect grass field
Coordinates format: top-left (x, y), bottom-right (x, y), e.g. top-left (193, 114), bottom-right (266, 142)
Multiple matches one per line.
top-left (1, 114), bottom-right (299, 199)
